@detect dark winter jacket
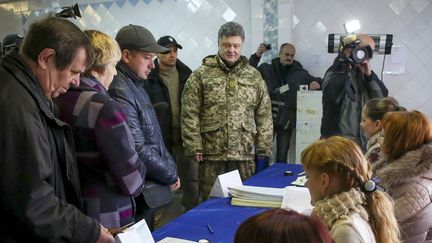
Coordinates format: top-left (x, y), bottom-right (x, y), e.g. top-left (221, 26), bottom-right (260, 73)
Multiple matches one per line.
top-left (145, 59), bottom-right (192, 150)
top-left (257, 58), bottom-right (322, 129)
top-left (321, 57), bottom-right (387, 148)
top-left (109, 61), bottom-right (177, 185)
top-left (0, 50), bottom-right (100, 242)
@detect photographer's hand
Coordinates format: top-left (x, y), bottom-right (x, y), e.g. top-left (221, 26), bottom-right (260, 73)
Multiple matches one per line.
top-left (309, 81), bottom-right (321, 90)
top-left (255, 44), bottom-right (268, 57)
top-left (359, 60), bottom-right (372, 77)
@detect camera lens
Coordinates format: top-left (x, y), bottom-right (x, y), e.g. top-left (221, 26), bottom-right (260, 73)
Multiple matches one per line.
top-left (355, 49), bottom-right (366, 59)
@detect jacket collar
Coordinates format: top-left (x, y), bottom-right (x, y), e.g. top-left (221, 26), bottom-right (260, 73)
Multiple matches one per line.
top-left (1, 50), bottom-right (57, 120)
top-left (376, 143), bottom-right (432, 188)
top-left (202, 54), bottom-right (248, 74)
top-left (117, 61), bottom-right (145, 86)
top-left (79, 76), bottom-right (108, 95)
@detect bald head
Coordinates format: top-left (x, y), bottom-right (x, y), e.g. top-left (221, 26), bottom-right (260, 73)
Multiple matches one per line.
top-left (279, 43), bottom-right (296, 66)
top-left (358, 34), bottom-right (375, 51)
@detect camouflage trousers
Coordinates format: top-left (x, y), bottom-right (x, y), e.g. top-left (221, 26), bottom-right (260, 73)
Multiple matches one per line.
top-left (199, 160), bottom-right (255, 201)
top-left (172, 145), bottom-right (199, 211)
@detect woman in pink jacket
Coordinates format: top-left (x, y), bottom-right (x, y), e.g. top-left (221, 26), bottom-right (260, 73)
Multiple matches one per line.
top-left (374, 110), bottom-right (432, 242)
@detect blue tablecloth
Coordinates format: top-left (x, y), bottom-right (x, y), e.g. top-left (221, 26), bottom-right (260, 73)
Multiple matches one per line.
top-left (152, 163), bottom-right (304, 243)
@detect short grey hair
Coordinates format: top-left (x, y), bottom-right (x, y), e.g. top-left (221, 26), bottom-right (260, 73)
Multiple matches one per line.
top-left (218, 21), bottom-right (245, 42)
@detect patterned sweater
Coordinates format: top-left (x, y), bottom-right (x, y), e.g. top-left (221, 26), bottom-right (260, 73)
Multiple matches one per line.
top-left (56, 77), bottom-right (146, 228)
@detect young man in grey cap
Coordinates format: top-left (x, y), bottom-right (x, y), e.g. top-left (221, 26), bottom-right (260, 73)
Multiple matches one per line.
top-left (108, 25), bottom-right (180, 230)
top-left (144, 36), bottom-right (196, 211)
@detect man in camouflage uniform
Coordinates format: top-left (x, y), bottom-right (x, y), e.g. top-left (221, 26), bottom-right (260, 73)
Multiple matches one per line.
top-left (181, 21), bottom-right (273, 201)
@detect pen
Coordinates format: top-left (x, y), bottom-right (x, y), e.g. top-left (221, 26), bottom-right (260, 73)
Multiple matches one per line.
top-left (298, 171), bottom-right (306, 176)
top-left (206, 224), bottom-right (214, 234)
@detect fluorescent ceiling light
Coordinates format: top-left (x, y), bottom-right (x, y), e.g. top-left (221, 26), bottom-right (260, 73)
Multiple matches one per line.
top-left (344, 20), bottom-right (360, 33)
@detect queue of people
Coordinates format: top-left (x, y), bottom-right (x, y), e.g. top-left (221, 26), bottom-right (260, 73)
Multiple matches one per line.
top-left (1, 14), bottom-right (431, 243)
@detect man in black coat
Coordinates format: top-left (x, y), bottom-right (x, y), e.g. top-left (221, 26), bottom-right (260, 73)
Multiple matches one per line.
top-left (145, 36), bottom-right (196, 211)
top-left (251, 43), bottom-right (322, 163)
top-left (0, 16), bottom-right (113, 242)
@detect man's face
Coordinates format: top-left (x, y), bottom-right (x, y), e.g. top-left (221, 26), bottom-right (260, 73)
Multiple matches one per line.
top-left (279, 45), bottom-right (295, 66)
top-left (218, 35), bottom-right (243, 65)
top-left (40, 47), bottom-right (86, 99)
top-left (125, 50), bottom-right (156, 80)
top-left (158, 46), bottom-right (178, 67)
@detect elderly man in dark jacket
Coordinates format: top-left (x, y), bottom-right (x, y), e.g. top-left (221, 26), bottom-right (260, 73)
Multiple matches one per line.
top-left (108, 25), bottom-right (180, 230)
top-left (0, 17), bottom-right (113, 242)
top-left (250, 43), bottom-right (322, 163)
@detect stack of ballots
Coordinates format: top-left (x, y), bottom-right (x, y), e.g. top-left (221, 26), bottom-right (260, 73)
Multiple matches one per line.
top-left (228, 185), bottom-right (312, 213)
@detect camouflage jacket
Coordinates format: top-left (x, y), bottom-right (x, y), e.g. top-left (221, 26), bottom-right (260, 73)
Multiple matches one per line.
top-left (181, 54), bottom-right (273, 161)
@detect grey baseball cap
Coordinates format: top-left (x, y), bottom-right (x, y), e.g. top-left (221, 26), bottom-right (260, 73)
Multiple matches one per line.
top-left (115, 24), bottom-right (168, 53)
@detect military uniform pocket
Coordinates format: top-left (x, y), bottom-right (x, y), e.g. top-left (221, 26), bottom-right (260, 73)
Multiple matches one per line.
top-left (200, 122), bottom-right (225, 155)
top-left (202, 77), bottom-right (226, 106)
top-left (240, 121), bottom-right (256, 155)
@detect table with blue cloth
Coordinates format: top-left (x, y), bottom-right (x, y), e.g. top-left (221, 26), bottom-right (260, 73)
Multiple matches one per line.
top-left (152, 163), bottom-right (304, 243)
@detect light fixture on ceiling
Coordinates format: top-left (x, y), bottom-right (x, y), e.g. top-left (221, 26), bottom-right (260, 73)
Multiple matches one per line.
top-left (343, 20), bottom-right (360, 34)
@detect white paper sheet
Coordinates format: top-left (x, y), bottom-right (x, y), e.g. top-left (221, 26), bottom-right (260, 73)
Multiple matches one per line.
top-left (281, 186), bottom-right (313, 213)
top-left (210, 169), bottom-right (243, 197)
top-left (115, 219), bottom-right (154, 243)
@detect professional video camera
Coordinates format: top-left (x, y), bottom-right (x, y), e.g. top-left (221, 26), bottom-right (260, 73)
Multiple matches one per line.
top-left (56, 3), bottom-right (81, 19)
top-left (328, 34), bottom-right (393, 65)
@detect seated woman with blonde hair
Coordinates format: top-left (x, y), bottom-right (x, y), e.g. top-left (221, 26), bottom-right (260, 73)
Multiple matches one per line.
top-left (301, 136), bottom-right (400, 243)
top-left (374, 110), bottom-right (432, 242)
top-left (234, 208), bottom-right (334, 243)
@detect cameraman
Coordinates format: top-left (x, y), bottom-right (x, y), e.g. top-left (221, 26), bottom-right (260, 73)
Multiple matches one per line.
top-left (321, 34), bottom-right (388, 149)
top-left (251, 43), bottom-right (322, 163)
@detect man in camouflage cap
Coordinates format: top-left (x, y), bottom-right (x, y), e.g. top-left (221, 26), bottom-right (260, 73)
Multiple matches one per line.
top-left (181, 21), bottom-right (273, 201)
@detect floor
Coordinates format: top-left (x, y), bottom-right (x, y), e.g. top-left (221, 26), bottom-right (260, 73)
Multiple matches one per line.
top-left (156, 189), bottom-right (185, 229)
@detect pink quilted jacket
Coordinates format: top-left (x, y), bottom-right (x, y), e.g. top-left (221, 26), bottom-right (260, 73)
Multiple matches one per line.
top-left (375, 143), bottom-right (432, 243)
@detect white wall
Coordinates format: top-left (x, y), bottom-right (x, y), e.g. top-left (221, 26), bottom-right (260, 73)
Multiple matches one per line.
top-left (1, 0), bottom-right (431, 117)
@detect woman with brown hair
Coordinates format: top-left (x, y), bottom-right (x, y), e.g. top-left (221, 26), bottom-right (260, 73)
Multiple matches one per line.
top-left (374, 110), bottom-right (432, 242)
top-left (234, 208), bottom-right (334, 243)
top-left (360, 97), bottom-right (404, 164)
top-left (301, 136), bottom-right (400, 243)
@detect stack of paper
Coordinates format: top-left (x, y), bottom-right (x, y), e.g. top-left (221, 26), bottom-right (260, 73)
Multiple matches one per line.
top-left (228, 185), bottom-right (313, 213)
top-left (228, 185), bottom-right (285, 208)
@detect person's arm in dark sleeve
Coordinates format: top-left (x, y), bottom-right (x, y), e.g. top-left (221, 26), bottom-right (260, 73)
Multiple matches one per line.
top-left (0, 125), bottom-right (100, 242)
top-left (249, 53), bottom-right (261, 68)
top-left (109, 86), bottom-right (177, 185)
top-left (249, 44), bottom-right (268, 68)
top-left (320, 69), bottom-right (346, 138)
top-left (364, 70), bottom-right (388, 97)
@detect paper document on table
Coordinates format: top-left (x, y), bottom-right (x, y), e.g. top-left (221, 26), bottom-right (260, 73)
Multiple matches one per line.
top-left (231, 197), bottom-right (282, 208)
top-left (115, 218), bottom-right (154, 243)
top-left (281, 186), bottom-right (313, 213)
top-left (157, 237), bottom-right (196, 243)
top-left (228, 185), bottom-right (285, 208)
top-left (228, 185), bottom-right (284, 200)
top-left (210, 170), bottom-right (243, 197)
top-left (291, 175), bottom-right (307, 186)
